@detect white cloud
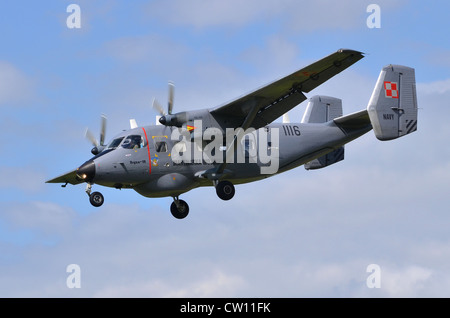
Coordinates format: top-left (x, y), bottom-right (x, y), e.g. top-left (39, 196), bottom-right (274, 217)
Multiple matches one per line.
top-left (3, 201), bottom-right (77, 237)
top-left (145, 0), bottom-right (404, 31)
top-left (104, 34), bottom-right (189, 65)
top-left (0, 166), bottom-right (46, 193)
top-left (382, 265), bottom-right (433, 297)
top-left (0, 61), bottom-right (34, 106)
top-left (418, 78), bottom-right (450, 95)
top-left (240, 36), bottom-right (301, 74)
top-left (145, 0), bottom-right (283, 29)
top-left (97, 33), bottom-right (304, 117)
top-left (94, 270), bottom-right (246, 297)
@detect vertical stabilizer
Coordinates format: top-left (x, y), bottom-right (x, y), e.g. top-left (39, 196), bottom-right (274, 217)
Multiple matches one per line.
top-left (303, 95), bottom-right (344, 170)
top-left (367, 65), bottom-right (418, 141)
top-left (302, 95), bottom-right (343, 123)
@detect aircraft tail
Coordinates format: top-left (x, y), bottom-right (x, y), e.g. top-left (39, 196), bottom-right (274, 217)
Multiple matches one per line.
top-left (367, 65), bottom-right (418, 141)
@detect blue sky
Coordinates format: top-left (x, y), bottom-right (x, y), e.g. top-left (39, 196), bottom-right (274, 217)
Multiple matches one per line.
top-left (1, 0), bottom-right (450, 297)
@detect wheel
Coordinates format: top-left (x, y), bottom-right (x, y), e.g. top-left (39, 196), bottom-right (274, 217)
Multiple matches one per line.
top-left (89, 191), bottom-right (104, 207)
top-left (216, 180), bottom-right (235, 200)
top-left (170, 200), bottom-right (189, 219)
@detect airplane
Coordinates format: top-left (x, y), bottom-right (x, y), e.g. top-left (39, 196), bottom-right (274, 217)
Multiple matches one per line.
top-left (46, 49), bottom-right (418, 219)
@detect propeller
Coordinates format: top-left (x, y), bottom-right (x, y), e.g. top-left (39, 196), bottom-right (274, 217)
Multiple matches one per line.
top-left (168, 81), bottom-right (174, 115)
top-left (85, 114), bottom-right (107, 155)
top-left (153, 82), bottom-right (176, 126)
top-left (152, 98), bottom-right (166, 116)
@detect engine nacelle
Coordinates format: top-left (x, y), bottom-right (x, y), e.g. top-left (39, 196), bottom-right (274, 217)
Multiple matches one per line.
top-left (159, 112), bottom-right (187, 127)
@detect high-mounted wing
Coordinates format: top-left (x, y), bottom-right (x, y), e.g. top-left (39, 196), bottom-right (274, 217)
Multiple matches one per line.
top-left (210, 49), bottom-right (364, 130)
top-left (45, 169), bottom-right (83, 185)
top-left (199, 49), bottom-right (364, 178)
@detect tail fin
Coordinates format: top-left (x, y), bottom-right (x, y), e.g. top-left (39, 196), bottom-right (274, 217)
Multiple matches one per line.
top-left (367, 65), bottom-right (418, 141)
top-left (302, 95), bottom-right (343, 123)
top-left (303, 96), bottom-right (345, 170)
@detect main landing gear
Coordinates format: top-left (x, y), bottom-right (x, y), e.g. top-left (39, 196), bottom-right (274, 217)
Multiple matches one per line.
top-left (169, 180), bottom-right (235, 219)
top-left (86, 183), bottom-right (104, 207)
top-left (215, 180), bottom-right (235, 201)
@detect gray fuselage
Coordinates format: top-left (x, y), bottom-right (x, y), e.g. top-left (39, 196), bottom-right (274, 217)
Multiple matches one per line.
top-left (88, 120), bottom-right (371, 198)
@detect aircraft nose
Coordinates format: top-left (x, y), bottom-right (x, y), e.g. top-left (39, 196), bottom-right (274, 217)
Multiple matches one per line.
top-left (77, 160), bottom-right (96, 182)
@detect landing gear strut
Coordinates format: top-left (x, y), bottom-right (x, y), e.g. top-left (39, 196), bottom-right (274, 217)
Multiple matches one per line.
top-left (170, 196), bottom-right (189, 219)
top-left (215, 180), bottom-right (235, 201)
top-left (86, 183), bottom-right (104, 207)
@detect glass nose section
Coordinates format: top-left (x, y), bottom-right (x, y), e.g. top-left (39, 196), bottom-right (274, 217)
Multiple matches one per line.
top-left (77, 160), bottom-right (96, 182)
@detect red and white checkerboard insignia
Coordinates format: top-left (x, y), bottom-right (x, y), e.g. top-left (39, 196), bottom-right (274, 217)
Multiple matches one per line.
top-left (384, 81), bottom-right (399, 99)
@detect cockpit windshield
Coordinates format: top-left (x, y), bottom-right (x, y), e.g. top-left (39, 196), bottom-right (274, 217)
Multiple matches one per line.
top-left (107, 137), bottom-right (124, 149)
top-left (121, 135), bottom-right (145, 149)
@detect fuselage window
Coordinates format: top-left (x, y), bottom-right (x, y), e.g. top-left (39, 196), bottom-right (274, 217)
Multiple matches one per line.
top-left (155, 141), bottom-right (168, 153)
top-left (122, 135), bottom-right (145, 150)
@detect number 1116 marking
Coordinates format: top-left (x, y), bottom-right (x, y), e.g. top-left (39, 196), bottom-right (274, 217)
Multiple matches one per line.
top-left (282, 125), bottom-right (301, 136)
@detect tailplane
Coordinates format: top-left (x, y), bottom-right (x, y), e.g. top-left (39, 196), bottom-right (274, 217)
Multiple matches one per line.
top-left (367, 65), bottom-right (418, 141)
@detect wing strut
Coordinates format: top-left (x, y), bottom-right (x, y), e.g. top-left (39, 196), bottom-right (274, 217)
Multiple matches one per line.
top-left (200, 98), bottom-right (262, 179)
top-left (218, 98), bottom-right (261, 174)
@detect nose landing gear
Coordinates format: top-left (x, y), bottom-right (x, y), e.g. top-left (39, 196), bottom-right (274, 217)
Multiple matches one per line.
top-left (170, 196), bottom-right (189, 219)
top-left (89, 191), bottom-right (104, 207)
top-left (86, 183), bottom-right (104, 207)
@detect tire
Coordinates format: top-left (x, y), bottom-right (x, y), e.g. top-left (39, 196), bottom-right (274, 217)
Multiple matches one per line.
top-left (89, 191), bottom-right (104, 207)
top-left (170, 200), bottom-right (189, 219)
top-left (216, 180), bottom-right (235, 201)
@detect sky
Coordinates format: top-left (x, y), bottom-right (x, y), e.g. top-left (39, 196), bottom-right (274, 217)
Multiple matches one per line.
top-left (1, 0), bottom-right (450, 297)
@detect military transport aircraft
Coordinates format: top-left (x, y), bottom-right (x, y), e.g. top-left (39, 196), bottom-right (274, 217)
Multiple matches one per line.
top-left (46, 49), bottom-right (418, 219)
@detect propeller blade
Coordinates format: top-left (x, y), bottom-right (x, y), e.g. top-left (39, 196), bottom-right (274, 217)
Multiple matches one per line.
top-left (168, 81), bottom-right (174, 115)
top-left (85, 128), bottom-right (98, 147)
top-left (152, 98), bottom-right (166, 116)
top-left (100, 114), bottom-right (107, 146)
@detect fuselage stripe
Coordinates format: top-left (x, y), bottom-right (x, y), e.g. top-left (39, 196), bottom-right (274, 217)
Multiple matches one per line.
top-left (142, 127), bottom-right (151, 174)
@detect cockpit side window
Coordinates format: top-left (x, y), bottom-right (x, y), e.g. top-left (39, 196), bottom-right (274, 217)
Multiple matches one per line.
top-left (107, 137), bottom-right (124, 149)
top-left (122, 135), bottom-right (145, 150)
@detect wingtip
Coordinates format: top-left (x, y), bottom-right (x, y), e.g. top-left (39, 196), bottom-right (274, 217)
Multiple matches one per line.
top-left (337, 48), bottom-right (365, 56)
